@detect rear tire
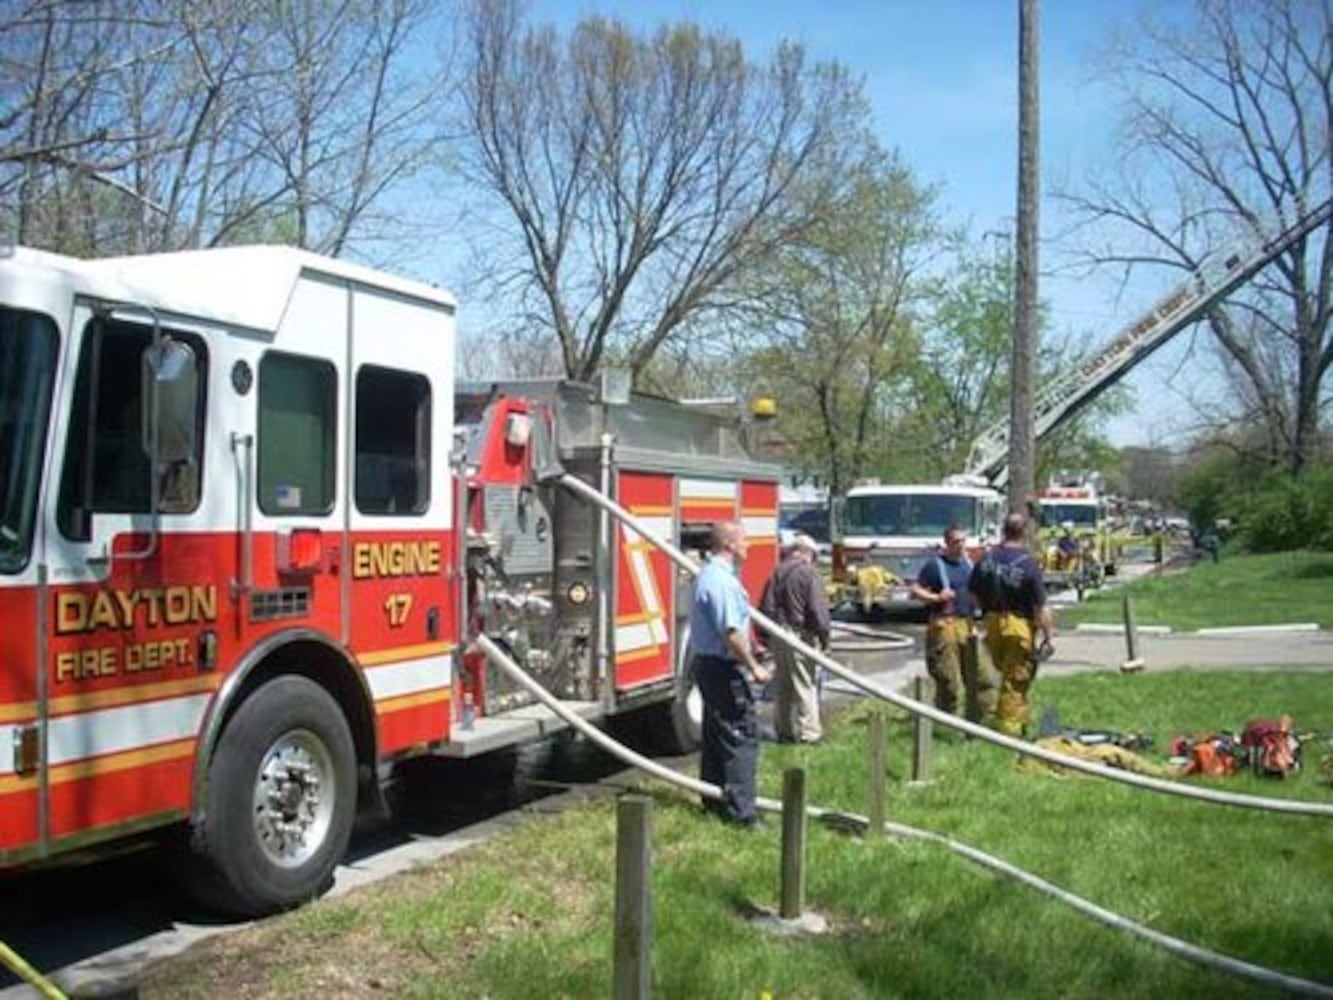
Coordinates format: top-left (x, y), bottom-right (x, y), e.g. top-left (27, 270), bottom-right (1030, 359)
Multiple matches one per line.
top-left (649, 668), bottom-right (703, 755)
top-left (647, 626), bottom-right (702, 755)
top-left (613, 625), bottom-right (702, 756)
top-left (186, 675), bottom-right (356, 917)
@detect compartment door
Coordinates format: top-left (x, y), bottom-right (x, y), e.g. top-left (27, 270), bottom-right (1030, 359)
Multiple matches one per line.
top-left (613, 471), bottom-right (675, 690)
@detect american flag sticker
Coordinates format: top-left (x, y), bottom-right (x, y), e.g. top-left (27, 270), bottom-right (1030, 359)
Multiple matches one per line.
top-left (275, 484), bottom-right (302, 509)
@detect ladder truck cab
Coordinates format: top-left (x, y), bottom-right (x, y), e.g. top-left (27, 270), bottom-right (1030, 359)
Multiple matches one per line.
top-left (1036, 475), bottom-right (1115, 591)
top-left (0, 244), bottom-right (780, 916)
top-left (831, 481), bottom-right (1003, 617)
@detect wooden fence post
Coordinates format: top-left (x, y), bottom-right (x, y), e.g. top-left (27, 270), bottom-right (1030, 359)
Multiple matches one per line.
top-left (867, 711), bottom-right (887, 836)
top-left (780, 768), bottom-right (808, 919)
top-left (1121, 594), bottom-right (1144, 672)
top-left (912, 676), bottom-right (932, 783)
top-left (613, 795), bottom-right (653, 1000)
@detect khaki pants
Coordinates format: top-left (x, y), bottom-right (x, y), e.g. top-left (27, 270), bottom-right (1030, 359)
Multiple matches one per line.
top-left (773, 641), bottom-right (822, 743)
top-left (926, 616), bottom-right (997, 723)
top-left (982, 612), bottom-right (1036, 735)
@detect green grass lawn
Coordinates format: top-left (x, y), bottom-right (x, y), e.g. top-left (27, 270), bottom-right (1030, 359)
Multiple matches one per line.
top-left (139, 670), bottom-right (1333, 999)
top-left (1060, 550), bottom-right (1333, 630)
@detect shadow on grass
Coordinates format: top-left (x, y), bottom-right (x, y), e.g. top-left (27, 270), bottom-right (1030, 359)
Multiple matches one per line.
top-left (1289, 560), bottom-right (1333, 580)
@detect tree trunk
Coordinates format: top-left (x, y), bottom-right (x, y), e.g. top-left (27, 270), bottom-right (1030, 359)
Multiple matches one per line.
top-left (1009, 0), bottom-right (1039, 510)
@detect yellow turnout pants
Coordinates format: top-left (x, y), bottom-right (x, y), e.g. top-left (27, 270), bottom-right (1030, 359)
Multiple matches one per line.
top-left (982, 611), bottom-right (1036, 735)
top-left (925, 616), bottom-right (997, 723)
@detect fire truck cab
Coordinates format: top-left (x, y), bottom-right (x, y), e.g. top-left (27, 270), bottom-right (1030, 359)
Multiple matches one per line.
top-left (0, 245), bottom-right (779, 915)
top-left (1037, 475), bottom-right (1116, 589)
top-left (831, 481), bottom-right (1003, 616)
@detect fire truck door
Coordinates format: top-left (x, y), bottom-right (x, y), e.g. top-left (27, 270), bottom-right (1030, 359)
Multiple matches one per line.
top-left (344, 289), bottom-right (456, 750)
top-left (0, 307), bottom-right (59, 857)
top-left (40, 306), bottom-right (216, 838)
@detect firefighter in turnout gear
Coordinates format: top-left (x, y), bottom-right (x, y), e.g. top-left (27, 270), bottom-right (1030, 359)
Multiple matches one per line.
top-left (910, 523), bottom-right (996, 723)
top-left (970, 513), bottom-right (1054, 736)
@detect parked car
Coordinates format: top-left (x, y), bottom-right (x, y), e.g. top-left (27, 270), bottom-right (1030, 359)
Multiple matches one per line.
top-left (779, 504), bottom-right (831, 556)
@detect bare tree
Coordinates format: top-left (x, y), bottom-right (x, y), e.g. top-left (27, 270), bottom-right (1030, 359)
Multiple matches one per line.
top-left (1, 0), bottom-right (440, 256)
top-left (1065, 0), bottom-right (1332, 474)
top-left (454, 1), bottom-right (866, 383)
top-left (0, 0), bottom-right (161, 248)
top-left (236, 0), bottom-right (440, 255)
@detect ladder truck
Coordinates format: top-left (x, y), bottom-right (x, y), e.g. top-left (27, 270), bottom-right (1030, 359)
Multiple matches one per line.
top-left (964, 198), bottom-right (1333, 488)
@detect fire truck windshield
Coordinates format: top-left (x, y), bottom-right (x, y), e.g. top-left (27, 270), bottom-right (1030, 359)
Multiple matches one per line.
top-left (0, 308), bottom-right (59, 573)
top-left (1039, 502), bottom-right (1099, 528)
top-left (843, 493), bottom-right (980, 538)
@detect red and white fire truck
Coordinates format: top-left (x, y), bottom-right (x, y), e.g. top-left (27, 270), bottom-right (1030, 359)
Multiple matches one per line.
top-left (0, 244), bottom-right (780, 915)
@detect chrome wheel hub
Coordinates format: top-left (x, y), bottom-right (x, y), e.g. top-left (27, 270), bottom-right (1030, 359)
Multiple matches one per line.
top-left (252, 729), bottom-right (336, 868)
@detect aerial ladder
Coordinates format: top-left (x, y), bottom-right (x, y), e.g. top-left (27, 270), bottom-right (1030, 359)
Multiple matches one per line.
top-left (964, 197), bottom-right (1333, 487)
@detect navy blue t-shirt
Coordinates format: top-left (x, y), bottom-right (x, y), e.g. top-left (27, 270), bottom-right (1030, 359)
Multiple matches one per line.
top-left (916, 555), bottom-right (976, 618)
top-left (971, 545), bottom-right (1046, 618)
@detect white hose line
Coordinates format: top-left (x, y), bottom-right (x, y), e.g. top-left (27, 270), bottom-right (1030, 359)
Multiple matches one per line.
top-left (828, 621), bottom-right (916, 653)
top-left (783, 629), bottom-right (1333, 817)
top-left (558, 473), bottom-right (1333, 818)
top-left (806, 806), bottom-right (1333, 999)
top-left (475, 633), bottom-right (1333, 999)
top-left (475, 633), bottom-right (720, 803)
top-left (829, 620), bottom-right (915, 647)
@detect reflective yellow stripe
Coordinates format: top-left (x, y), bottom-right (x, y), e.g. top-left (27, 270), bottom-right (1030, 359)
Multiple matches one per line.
top-left (0, 737), bottom-right (195, 794)
top-left (1, 674), bottom-right (221, 724)
top-left (0, 702), bottom-right (37, 725)
top-left (377, 688), bottom-right (450, 715)
top-left (359, 642), bottom-right (454, 667)
top-left (615, 646), bottom-right (662, 666)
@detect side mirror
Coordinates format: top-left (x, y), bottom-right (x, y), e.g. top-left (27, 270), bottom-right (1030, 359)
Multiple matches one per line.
top-left (530, 404), bottom-right (564, 482)
top-left (141, 337), bottom-right (198, 465)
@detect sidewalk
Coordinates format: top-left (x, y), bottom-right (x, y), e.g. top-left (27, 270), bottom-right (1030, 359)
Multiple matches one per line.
top-left (821, 626), bottom-right (1333, 700)
top-left (1044, 629), bottom-right (1333, 675)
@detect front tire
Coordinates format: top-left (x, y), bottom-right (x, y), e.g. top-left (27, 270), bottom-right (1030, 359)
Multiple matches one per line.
top-left (191, 675), bottom-right (356, 917)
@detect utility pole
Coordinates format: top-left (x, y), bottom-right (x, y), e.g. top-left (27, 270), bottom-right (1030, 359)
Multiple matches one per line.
top-left (1009, 0), bottom-right (1039, 513)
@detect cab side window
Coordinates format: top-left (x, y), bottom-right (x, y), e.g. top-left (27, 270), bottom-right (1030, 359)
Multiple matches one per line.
top-left (258, 352), bottom-right (337, 515)
top-left (355, 366), bottom-right (431, 515)
top-left (58, 320), bottom-right (208, 540)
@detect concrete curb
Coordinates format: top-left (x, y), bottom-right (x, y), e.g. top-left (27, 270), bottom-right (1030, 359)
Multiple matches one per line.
top-left (1194, 623), bottom-right (1321, 636)
top-left (1073, 623), bottom-right (1326, 637)
top-left (1074, 623), bottom-right (1173, 635)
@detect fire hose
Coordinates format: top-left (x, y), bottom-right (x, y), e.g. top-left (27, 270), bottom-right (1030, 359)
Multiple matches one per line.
top-left (828, 620), bottom-right (915, 654)
top-left (475, 633), bottom-right (1333, 998)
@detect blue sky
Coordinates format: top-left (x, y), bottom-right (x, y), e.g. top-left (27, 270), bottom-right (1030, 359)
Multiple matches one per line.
top-left (513, 1), bottom-right (1212, 448)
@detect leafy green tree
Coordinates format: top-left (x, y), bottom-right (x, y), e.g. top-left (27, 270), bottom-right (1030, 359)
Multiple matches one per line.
top-left (733, 150), bottom-right (939, 495)
top-left (902, 244), bottom-right (1013, 476)
top-left (901, 236), bottom-right (1129, 486)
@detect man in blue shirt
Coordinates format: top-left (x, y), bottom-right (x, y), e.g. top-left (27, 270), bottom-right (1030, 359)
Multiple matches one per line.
top-left (910, 524), bottom-right (996, 723)
top-left (690, 520), bottom-right (770, 825)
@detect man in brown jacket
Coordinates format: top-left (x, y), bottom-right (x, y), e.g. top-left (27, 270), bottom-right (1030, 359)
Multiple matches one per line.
top-left (760, 533), bottom-right (832, 744)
